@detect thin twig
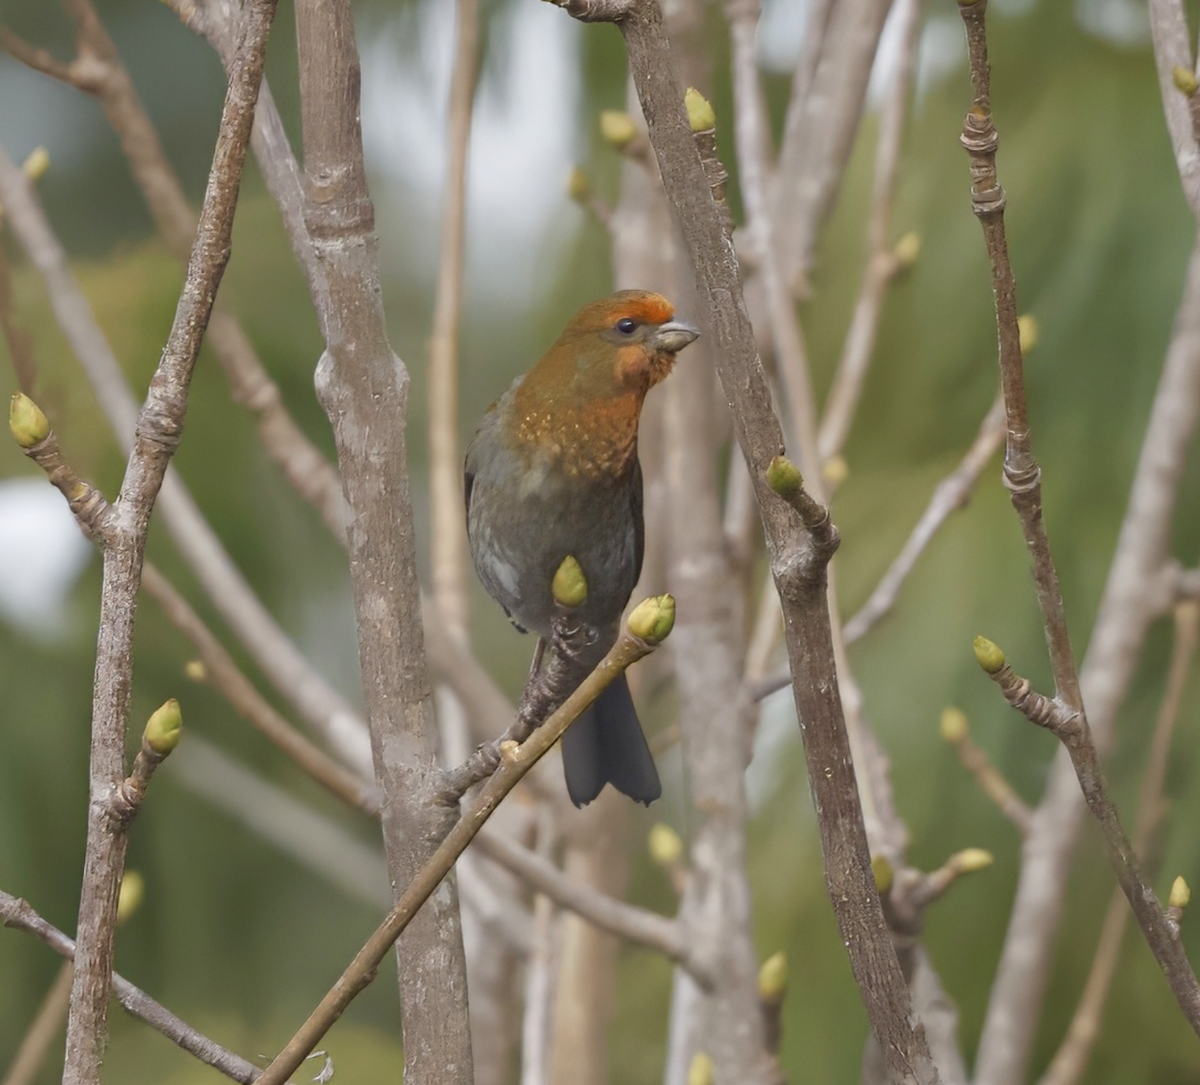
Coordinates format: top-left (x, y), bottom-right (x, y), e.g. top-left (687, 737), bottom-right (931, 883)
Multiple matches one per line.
top-left (0, 891), bottom-right (268, 1084)
top-left (254, 622), bottom-right (668, 1085)
top-left (975, 638), bottom-right (1200, 1034)
top-left (428, 0), bottom-right (478, 638)
top-left (1038, 599), bottom-right (1200, 1085)
top-left (1148, 0), bottom-right (1200, 220)
top-left (2, 961), bottom-right (73, 1085)
top-left (844, 395), bottom-right (1005, 644)
top-left (49, 3), bottom-right (277, 1074)
top-left (817, 0), bottom-right (920, 461)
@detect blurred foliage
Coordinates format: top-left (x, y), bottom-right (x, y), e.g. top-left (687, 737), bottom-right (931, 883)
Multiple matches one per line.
top-left (3, 0), bottom-right (1200, 1082)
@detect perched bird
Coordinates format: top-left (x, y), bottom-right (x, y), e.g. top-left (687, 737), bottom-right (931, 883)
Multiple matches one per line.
top-left (464, 290), bottom-right (699, 806)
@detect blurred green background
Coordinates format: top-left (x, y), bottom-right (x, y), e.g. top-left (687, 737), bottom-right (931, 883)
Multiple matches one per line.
top-left (2, 0), bottom-right (1199, 1081)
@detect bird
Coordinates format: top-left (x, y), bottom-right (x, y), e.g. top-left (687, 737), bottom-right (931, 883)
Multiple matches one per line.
top-left (464, 290), bottom-right (700, 807)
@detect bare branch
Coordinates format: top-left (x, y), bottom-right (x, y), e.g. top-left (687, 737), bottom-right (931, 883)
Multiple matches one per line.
top-left (1148, 0), bottom-right (1200, 219)
top-left (26, 2), bottom-right (278, 1074)
top-left (773, 0), bottom-right (894, 285)
top-left (552, 4), bottom-right (940, 1076)
top-left (939, 707), bottom-right (1032, 836)
top-left (844, 396), bottom-right (1004, 644)
top-left (0, 891), bottom-right (267, 1084)
top-left (429, 0), bottom-right (478, 638)
top-left (1038, 599), bottom-right (1200, 1085)
top-left (255, 623), bottom-right (668, 1085)
top-left (974, 639), bottom-right (1200, 1034)
top-left (818, 0), bottom-right (920, 461)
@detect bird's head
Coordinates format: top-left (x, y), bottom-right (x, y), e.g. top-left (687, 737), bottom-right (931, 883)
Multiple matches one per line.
top-left (550, 290), bottom-right (701, 395)
top-left (510, 290), bottom-right (700, 476)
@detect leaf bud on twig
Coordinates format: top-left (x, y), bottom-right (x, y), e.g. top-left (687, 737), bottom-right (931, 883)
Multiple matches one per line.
top-left (627, 594), bottom-right (676, 644)
top-left (9, 392), bottom-right (50, 448)
top-left (599, 110), bottom-right (637, 150)
top-left (552, 555), bottom-right (587, 608)
top-left (684, 87), bottom-right (715, 133)
top-left (973, 635), bottom-right (1006, 674)
top-left (144, 698), bottom-right (183, 756)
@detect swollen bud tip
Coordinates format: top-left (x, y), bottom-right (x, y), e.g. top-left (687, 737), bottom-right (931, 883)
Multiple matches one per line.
top-left (567, 165), bottom-right (590, 202)
top-left (144, 698), bottom-right (182, 755)
top-left (872, 854), bottom-right (894, 894)
top-left (1173, 66), bottom-right (1199, 97)
top-left (552, 555), bottom-right (588, 608)
top-left (940, 706), bottom-right (968, 744)
top-left (822, 454), bottom-right (849, 488)
top-left (892, 230), bottom-right (921, 270)
top-left (117, 870), bottom-right (145, 924)
top-left (648, 822), bottom-right (684, 867)
top-left (757, 951), bottom-right (788, 1003)
top-left (627, 594), bottom-right (675, 644)
top-left (600, 110), bottom-right (638, 150)
top-left (973, 635), bottom-right (1006, 674)
top-left (955, 847), bottom-right (994, 874)
top-left (1017, 313), bottom-right (1039, 355)
top-left (23, 147), bottom-right (50, 182)
top-left (687, 1053), bottom-right (714, 1085)
top-left (184, 659), bottom-right (208, 683)
top-left (10, 392), bottom-right (49, 448)
top-left (766, 455), bottom-right (803, 498)
top-left (1170, 875), bottom-right (1191, 910)
top-left (685, 87), bottom-right (716, 133)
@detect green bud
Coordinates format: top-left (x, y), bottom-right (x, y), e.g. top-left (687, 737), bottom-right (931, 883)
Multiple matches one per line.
top-left (687, 1052), bottom-right (714, 1085)
top-left (685, 87), bottom-right (716, 133)
top-left (766, 455), bottom-right (803, 499)
top-left (567, 165), bottom-right (590, 202)
top-left (955, 847), bottom-right (994, 873)
top-left (892, 230), bottom-right (921, 270)
top-left (1173, 66), bottom-right (1199, 96)
top-left (648, 822), bottom-right (684, 867)
top-left (627, 593), bottom-right (675, 644)
top-left (552, 555), bottom-right (588, 608)
top-left (10, 392), bottom-right (50, 448)
top-left (940, 706), bottom-right (968, 744)
top-left (872, 854), bottom-right (894, 894)
top-left (184, 659), bottom-right (208, 683)
top-left (821, 454), bottom-right (849, 489)
top-left (1017, 313), bottom-right (1039, 355)
top-left (1170, 875), bottom-right (1191, 910)
top-left (757, 951), bottom-right (788, 1003)
top-left (973, 635), bottom-right (1006, 674)
top-left (22, 147), bottom-right (50, 182)
top-left (600, 110), bottom-right (638, 150)
top-left (117, 870), bottom-right (145, 923)
top-left (144, 698), bottom-right (182, 755)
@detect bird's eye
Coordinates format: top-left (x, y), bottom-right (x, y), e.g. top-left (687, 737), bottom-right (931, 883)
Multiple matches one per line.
top-left (616, 317), bottom-right (637, 335)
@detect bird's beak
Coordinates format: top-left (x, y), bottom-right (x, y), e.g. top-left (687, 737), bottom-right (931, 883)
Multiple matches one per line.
top-left (650, 320), bottom-right (701, 354)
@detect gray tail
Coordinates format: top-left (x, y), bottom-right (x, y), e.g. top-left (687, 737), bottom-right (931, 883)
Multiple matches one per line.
top-left (560, 673), bottom-right (661, 808)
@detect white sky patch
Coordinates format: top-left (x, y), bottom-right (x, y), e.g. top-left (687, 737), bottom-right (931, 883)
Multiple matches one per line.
top-left (360, 0), bottom-right (584, 301)
top-left (0, 479), bottom-right (92, 641)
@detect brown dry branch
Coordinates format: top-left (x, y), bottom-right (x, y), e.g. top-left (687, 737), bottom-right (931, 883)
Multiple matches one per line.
top-left (254, 613), bottom-right (671, 1085)
top-left (975, 639), bottom-right (1200, 1033)
top-left (818, 0), bottom-right (920, 461)
top-left (1, 0), bottom-right (348, 541)
top-left (1149, 0), bottom-right (1200, 219)
top-left (961, 1), bottom-right (1200, 1078)
top-left (428, 0), bottom-right (478, 639)
top-left (843, 395), bottom-right (1005, 644)
top-left (140, 564), bottom-right (382, 815)
top-left (0, 891), bottom-right (270, 1084)
top-left (2, 961), bottom-right (73, 1085)
top-left (0, 139), bottom-right (373, 776)
top-left (772, 0), bottom-right (895, 288)
top-left (293, 0), bottom-right (473, 1077)
top-left (1038, 599), bottom-right (1200, 1085)
top-left (32, 2), bottom-right (276, 1075)
top-left (549, 7), bottom-right (941, 1080)
top-left (939, 707), bottom-right (1033, 836)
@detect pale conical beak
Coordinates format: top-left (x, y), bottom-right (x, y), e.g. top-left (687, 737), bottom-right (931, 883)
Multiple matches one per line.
top-left (650, 319), bottom-right (701, 354)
